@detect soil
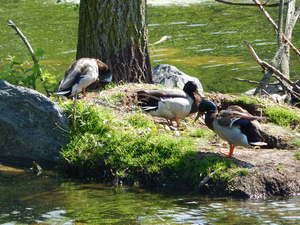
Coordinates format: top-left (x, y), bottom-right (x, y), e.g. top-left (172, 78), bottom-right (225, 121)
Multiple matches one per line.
top-left (86, 83), bottom-right (300, 198)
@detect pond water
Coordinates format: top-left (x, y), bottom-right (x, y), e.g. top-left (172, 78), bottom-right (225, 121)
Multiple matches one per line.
top-left (1, 166), bottom-right (300, 225)
top-left (1, 0), bottom-right (299, 93)
top-left (1, 1), bottom-right (300, 224)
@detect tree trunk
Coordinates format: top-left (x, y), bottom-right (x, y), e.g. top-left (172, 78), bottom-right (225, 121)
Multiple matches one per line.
top-left (76, 0), bottom-right (152, 83)
top-left (278, 0), bottom-right (296, 79)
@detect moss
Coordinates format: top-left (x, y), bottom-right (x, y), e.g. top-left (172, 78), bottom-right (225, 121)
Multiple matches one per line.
top-left (59, 100), bottom-right (237, 191)
top-left (263, 106), bottom-right (300, 127)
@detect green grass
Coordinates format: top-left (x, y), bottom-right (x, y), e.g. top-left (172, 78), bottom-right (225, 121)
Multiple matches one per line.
top-left (235, 169), bottom-right (250, 176)
top-left (295, 152), bottom-right (300, 161)
top-left (190, 128), bottom-right (214, 138)
top-left (232, 96), bottom-right (260, 105)
top-left (126, 113), bottom-right (156, 129)
top-left (264, 106), bottom-right (300, 127)
top-left (292, 138), bottom-right (300, 148)
top-left (60, 100), bottom-right (236, 190)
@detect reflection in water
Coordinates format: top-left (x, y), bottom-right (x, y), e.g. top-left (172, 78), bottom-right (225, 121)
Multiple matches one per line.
top-left (0, 166), bottom-right (300, 225)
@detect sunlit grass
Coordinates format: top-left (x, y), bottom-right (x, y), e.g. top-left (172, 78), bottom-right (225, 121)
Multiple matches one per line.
top-left (264, 106), bottom-right (300, 128)
top-left (60, 100), bottom-right (236, 189)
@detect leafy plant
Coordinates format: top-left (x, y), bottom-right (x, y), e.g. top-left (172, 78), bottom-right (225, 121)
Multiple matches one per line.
top-left (0, 53), bottom-right (56, 94)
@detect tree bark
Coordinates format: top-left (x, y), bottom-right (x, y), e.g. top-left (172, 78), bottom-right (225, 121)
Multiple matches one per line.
top-left (76, 0), bottom-right (152, 83)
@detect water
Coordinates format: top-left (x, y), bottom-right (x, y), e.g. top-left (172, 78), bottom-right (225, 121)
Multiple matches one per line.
top-left (1, 0), bottom-right (299, 94)
top-left (1, 165), bottom-right (300, 225)
top-left (1, 1), bottom-right (300, 224)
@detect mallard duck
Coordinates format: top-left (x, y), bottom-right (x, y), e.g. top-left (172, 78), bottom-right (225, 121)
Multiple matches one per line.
top-left (196, 100), bottom-right (267, 157)
top-left (56, 58), bottom-right (111, 98)
top-left (137, 81), bottom-right (202, 127)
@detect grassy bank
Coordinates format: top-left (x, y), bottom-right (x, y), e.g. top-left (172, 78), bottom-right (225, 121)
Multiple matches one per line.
top-left (59, 99), bottom-right (236, 192)
top-left (57, 84), bottom-right (300, 194)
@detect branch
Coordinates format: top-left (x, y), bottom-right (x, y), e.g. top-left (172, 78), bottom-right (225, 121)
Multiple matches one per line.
top-left (233, 78), bottom-right (260, 85)
top-left (215, 0), bottom-right (291, 7)
top-left (252, 0), bottom-right (278, 30)
top-left (233, 77), bottom-right (278, 85)
top-left (245, 41), bottom-right (293, 86)
top-left (7, 20), bottom-right (50, 96)
top-left (252, 0), bottom-right (300, 58)
top-left (7, 20), bottom-right (38, 64)
top-left (245, 41), bottom-right (300, 99)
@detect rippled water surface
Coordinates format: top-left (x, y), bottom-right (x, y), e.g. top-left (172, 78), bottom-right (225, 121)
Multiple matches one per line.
top-left (1, 0), bottom-right (299, 93)
top-left (1, 165), bottom-right (300, 225)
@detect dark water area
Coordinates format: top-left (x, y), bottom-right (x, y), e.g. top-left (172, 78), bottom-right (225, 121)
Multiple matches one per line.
top-left (1, 0), bottom-right (299, 93)
top-left (1, 165), bottom-right (300, 225)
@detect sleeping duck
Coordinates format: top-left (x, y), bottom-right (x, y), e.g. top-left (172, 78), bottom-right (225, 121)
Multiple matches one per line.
top-left (56, 58), bottom-right (111, 98)
top-left (137, 81), bottom-right (202, 127)
top-left (196, 100), bottom-right (267, 157)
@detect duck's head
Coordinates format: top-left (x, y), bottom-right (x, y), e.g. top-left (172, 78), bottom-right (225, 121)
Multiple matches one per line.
top-left (195, 100), bottom-right (217, 120)
top-left (183, 81), bottom-right (198, 95)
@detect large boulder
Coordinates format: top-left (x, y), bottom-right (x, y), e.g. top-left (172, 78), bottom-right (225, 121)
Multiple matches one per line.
top-left (152, 64), bottom-right (204, 95)
top-left (0, 80), bottom-right (69, 168)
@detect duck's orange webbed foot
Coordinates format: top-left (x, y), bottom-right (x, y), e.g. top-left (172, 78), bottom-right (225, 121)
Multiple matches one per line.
top-left (221, 144), bottom-right (235, 158)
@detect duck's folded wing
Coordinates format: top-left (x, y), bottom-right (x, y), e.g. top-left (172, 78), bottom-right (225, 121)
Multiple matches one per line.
top-left (219, 106), bottom-right (265, 121)
top-left (58, 70), bottom-right (81, 91)
top-left (137, 89), bottom-right (187, 99)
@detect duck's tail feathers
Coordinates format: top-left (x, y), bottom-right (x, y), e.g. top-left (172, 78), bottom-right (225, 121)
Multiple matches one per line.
top-left (141, 106), bottom-right (158, 111)
top-left (249, 141), bottom-right (267, 146)
top-left (55, 90), bottom-right (71, 96)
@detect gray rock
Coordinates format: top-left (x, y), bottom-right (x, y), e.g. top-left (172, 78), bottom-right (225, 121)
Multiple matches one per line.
top-left (152, 64), bottom-right (204, 95)
top-left (0, 80), bottom-right (69, 167)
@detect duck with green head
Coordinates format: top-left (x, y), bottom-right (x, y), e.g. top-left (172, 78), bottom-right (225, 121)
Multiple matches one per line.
top-left (196, 100), bottom-right (267, 157)
top-left (137, 81), bottom-right (202, 127)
